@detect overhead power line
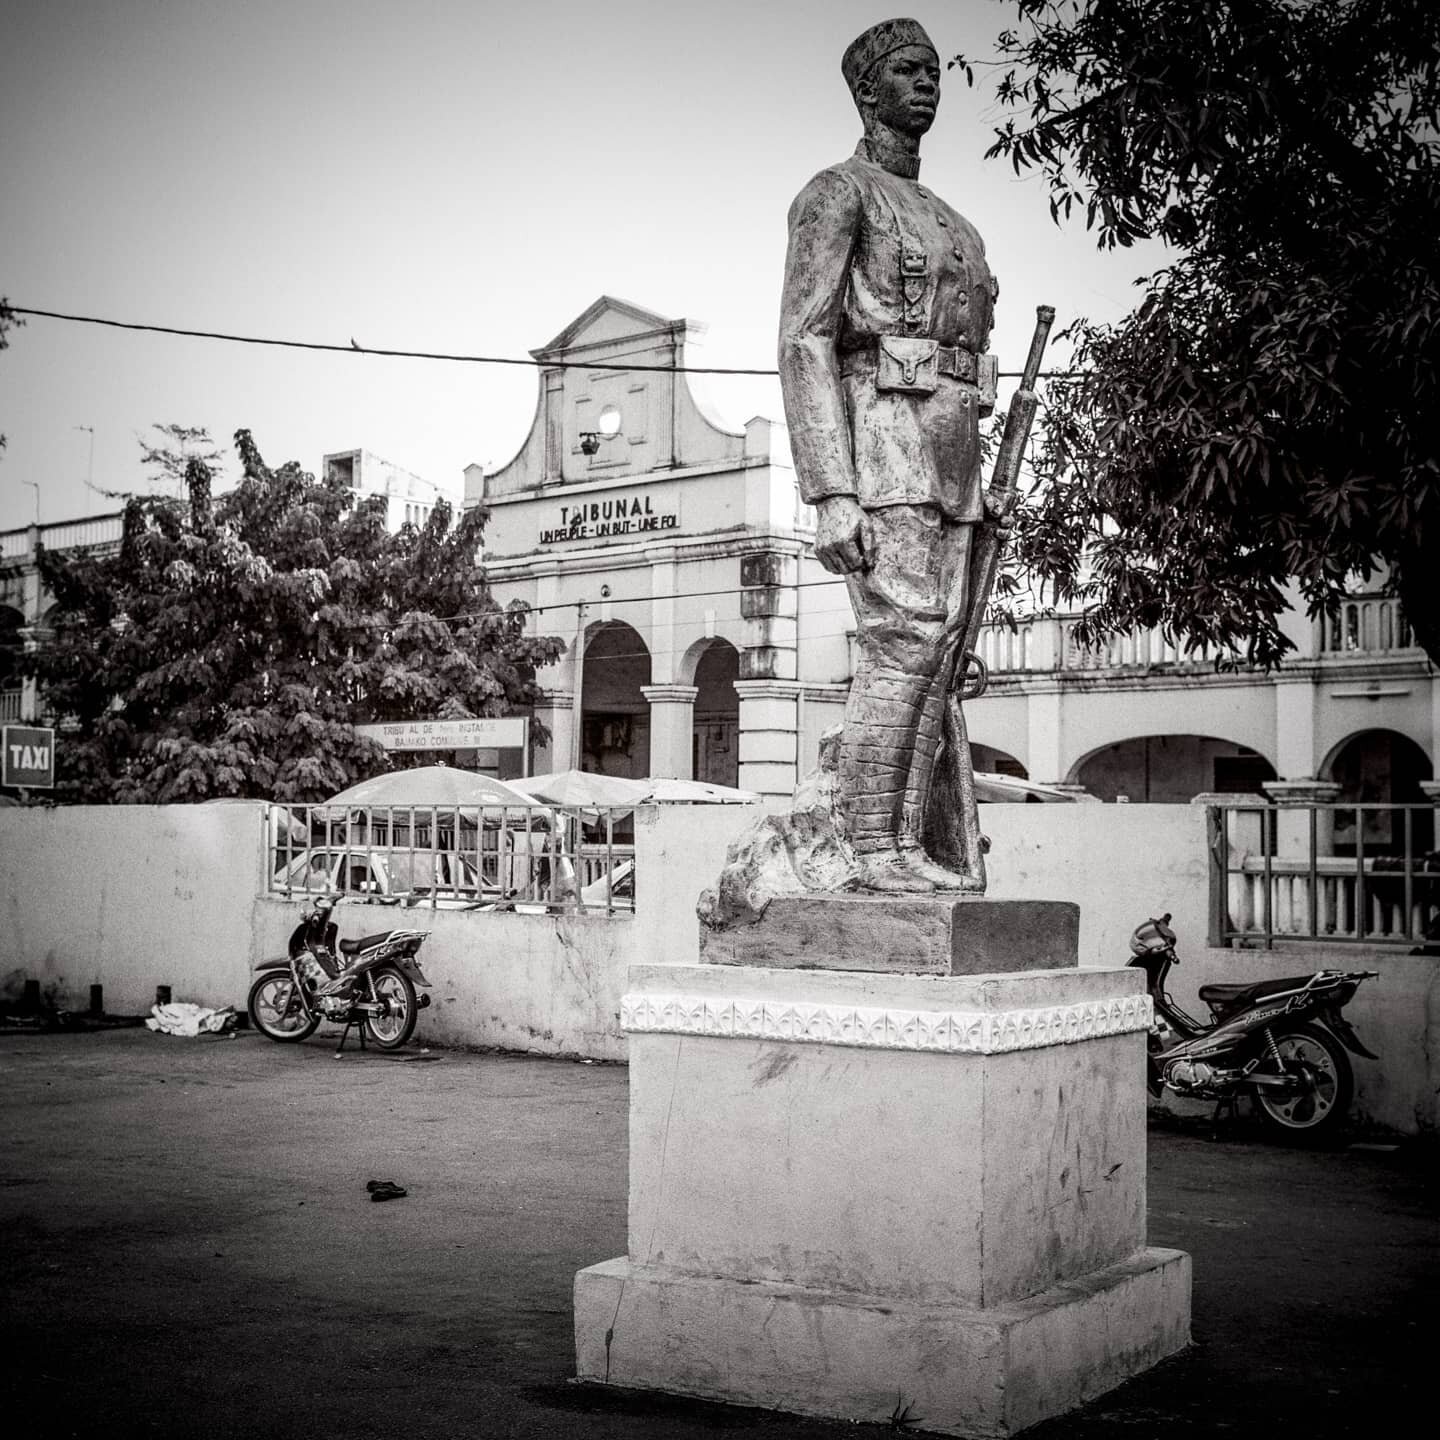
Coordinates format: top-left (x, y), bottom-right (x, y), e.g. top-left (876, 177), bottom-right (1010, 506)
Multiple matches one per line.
top-left (9, 305), bottom-right (1083, 381)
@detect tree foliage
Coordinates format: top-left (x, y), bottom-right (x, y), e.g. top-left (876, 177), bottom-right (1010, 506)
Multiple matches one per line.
top-left (136, 423), bottom-right (226, 499)
top-left (959, 0), bottom-right (1440, 666)
top-left (27, 429), bottom-right (564, 802)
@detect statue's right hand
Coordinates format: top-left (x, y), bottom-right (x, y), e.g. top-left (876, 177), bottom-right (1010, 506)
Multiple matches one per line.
top-left (813, 496), bottom-right (870, 575)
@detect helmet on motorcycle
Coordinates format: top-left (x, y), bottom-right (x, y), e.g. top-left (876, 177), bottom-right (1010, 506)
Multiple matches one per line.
top-left (1129, 914), bottom-right (1176, 955)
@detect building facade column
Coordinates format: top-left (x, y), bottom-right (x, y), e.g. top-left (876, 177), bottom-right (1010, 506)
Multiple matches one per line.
top-left (1272, 675), bottom-right (1321, 780)
top-left (533, 692), bottom-right (575, 776)
top-left (1025, 686), bottom-right (1065, 786)
top-left (640, 684), bottom-right (698, 780)
top-left (1430, 672), bottom-right (1440, 781)
top-left (1262, 778), bottom-right (1343, 858)
top-left (739, 551), bottom-right (799, 683)
top-left (733, 679), bottom-right (802, 803)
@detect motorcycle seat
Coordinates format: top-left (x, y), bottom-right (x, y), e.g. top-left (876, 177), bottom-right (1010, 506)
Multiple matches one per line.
top-left (1198, 976), bottom-right (1310, 1011)
top-left (338, 933), bottom-right (392, 957)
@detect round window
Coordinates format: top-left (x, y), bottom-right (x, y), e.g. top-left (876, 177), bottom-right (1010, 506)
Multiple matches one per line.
top-left (596, 405), bottom-right (623, 438)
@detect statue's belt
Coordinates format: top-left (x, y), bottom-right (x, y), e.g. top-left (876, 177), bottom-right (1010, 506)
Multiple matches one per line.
top-left (840, 340), bottom-right (978, 385)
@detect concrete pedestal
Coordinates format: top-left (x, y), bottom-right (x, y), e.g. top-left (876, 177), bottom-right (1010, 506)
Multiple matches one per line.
top-left (574, 958), bottom-right (1191, 1436)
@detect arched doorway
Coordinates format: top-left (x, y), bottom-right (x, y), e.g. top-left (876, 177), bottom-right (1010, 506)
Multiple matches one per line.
top-left (691, 639), bottom-right (740, 787)
top-left (1324, 729), bottom-right (1434, 857)
top-left (970, 742), bottom-right (1027, 779)
top-left (581, 621), bottom-right (651, 778)
top-left (1073, 735), bottom-right (1276, 803)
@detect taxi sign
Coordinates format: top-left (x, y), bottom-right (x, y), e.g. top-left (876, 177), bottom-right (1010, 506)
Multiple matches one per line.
top-left (3, 724), bottom-right (55, 789)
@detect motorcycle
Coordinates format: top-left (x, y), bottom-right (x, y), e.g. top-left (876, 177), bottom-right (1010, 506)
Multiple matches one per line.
top-left (1128, 914), bottom-right (1377, 1142)
top-left (248, 895), bottom-right (433, 1052)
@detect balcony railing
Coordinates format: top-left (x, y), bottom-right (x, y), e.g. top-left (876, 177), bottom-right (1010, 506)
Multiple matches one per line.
top-left (1318, 596), bottom-right (1415, 656)
top-left (975, 593), bottom-right (1416, 678)
top-left (265, 802), bottom-right (636, 914)
top-left (0, 689), bottom-right (21, 723)
top-left (973, 616), bottom-right (1223, 675)
top-left (1208, 802), bottom-right (1439, 948)
top-left (0, 512), bottom-right (124, 561)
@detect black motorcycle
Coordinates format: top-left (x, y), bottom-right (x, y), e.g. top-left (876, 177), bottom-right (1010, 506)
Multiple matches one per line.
top-left (248, 895), bottom-right (433, 1052)
top-left (1128, 914), bottom-right (1377, 1142)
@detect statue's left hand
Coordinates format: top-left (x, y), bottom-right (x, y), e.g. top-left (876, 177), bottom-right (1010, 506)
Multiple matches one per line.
top-left (814, 495), bottom-right (872, 574)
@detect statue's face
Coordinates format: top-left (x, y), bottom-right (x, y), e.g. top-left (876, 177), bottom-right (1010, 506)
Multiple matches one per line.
top-left (858, 44), bottom-right (940, 137)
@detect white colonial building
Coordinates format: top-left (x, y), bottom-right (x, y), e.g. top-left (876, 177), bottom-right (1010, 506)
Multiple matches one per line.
top-left (469, 297), bottom-right (1437, 837)
top-left (462, 296), bottom-right (852, 800)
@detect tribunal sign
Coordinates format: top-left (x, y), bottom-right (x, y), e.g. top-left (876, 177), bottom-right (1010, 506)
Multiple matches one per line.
top-left (538, 490), bottom-right (680, 546)
top-left (354, 718), bottom-right (529, 752)
top-left (3, 724), bottom-right (55, 789)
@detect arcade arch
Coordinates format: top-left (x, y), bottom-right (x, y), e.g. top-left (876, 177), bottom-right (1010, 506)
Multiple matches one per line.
top-left (1071, 734), bottom-right (1276, 803)
top-left (970, 742), bottom-right (1027, 779)
top-left (580, 621), bottom-right (651, 778)
top-left (690, 638), bottom-right (740, 787)
top-left (1321, 728), bottom-right (1434, 857)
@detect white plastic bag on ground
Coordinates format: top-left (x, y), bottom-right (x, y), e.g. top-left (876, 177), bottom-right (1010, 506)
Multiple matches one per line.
top-left (145, 1003), bottom-right (237, 1037)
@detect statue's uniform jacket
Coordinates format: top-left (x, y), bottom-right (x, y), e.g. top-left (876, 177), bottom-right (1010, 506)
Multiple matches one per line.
top-left (778, 141), bottom-right (997, 523)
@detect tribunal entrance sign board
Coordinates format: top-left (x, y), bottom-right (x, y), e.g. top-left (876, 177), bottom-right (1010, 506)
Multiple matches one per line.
top-left (354, 718), bottom-right (529, 753)
top-left (3, 724), bottom-right (55, 788)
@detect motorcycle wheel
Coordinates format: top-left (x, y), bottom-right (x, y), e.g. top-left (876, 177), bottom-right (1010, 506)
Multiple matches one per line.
top-left (247, 972), bottom-right (319, 1043)
top-left (1252, 1023), bottom-right (1354, 1143)
top-left (363, 965), bottom-right (418, 1050)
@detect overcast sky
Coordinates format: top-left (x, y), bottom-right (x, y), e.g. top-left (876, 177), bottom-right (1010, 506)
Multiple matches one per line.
top-left (0, 0), bottom-right (1168, 531)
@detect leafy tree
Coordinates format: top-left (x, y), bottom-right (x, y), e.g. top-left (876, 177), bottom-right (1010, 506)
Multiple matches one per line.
top-left (135, 423), bottom-right (226, 499)
top-left (26, 429), bottom-right (565, 802)
top-left (959, 0), bottom-right (1440, 666)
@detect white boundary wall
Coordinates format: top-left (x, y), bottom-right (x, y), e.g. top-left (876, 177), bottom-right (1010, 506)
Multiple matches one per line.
top-left (2, 801), bottom-right (1434, 1132)
top-left (0, 804), bottom-right (264, 1015)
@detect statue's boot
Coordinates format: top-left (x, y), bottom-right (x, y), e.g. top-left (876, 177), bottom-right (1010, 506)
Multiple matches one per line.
top-left (900, 846), bottom-right (985, 892)
top-left (855, 850), bottom-right (937, 893)
top-left (839, 666), bottom-right (936, 895)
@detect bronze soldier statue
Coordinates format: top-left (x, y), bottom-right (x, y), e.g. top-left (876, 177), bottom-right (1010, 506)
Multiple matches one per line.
top-left (778, 17), bottom-right (1000, 895)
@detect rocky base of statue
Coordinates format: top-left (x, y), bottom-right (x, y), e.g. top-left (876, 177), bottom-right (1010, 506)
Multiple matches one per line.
top-left (697, 714), bottom-right (984, 930)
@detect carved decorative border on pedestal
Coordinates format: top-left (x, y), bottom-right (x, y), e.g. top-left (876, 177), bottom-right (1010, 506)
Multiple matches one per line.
top-left (620, 993), bottom-right (1153, 1054)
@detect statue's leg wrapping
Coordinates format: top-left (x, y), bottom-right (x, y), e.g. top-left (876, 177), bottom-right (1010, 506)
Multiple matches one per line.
top-left (837, 663), bottom-right (936, 892)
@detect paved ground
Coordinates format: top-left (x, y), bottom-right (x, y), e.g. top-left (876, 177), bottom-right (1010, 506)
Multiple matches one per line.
top-left (0, 1027), bottom-right (1433, 1439)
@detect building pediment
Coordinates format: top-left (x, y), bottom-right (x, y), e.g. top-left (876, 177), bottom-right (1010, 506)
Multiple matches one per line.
top-left (476, 297), bottom-right (754, 504)
top-left (532, 296), bottom-right (679, 360)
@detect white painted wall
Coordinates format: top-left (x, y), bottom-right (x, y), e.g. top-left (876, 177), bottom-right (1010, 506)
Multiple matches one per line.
top-left (250, 897), bottom-right (634, 1061)
top-left (0, 804), bottom-right (264, 1015)
top-left (3, 800), bottom-right (1433, 1133)
top-left (982, 805), bottom-right (1211, 969)
top-left (632, 802), bottom-right (761, 967)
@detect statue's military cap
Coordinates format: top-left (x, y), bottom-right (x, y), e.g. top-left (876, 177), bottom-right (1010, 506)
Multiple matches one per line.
top-left (841, 17), bottom-right (938, 97)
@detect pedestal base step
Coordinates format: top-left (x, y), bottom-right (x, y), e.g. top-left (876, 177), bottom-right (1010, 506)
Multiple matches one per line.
top-left (575, 1246), bottom-right (1190, 1439)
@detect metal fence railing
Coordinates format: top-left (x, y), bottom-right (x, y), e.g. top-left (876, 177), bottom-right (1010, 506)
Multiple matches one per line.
top-left (1208, 802), bottom-right (1439, 948)
top-left (263, 802), bottom-right (636, 914)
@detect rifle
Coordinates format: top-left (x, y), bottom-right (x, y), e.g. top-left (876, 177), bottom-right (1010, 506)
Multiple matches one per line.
top-left (957, 304), bottom-right (1056, 699)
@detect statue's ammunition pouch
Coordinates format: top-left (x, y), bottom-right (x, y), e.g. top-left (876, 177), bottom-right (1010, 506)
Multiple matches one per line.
top-left (862, 338), bottom-right (987, 396)
top-left (877, 335), bottom-right (941, 394)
